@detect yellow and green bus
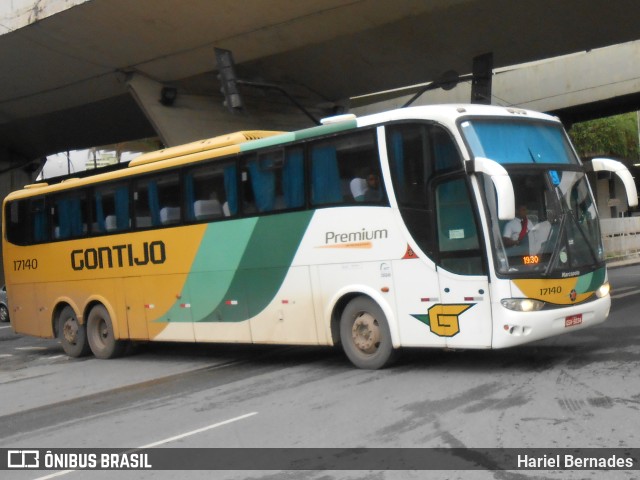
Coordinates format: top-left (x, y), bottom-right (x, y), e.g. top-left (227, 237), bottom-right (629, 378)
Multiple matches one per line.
top-left (3, 105), bottom-right (636, 368)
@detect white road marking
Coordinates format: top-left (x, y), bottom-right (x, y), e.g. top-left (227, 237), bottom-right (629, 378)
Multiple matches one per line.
top-left (32, 412), bottom-right (258, 480)
top-left (139, 411), bottom-right (258, 448)
top-left (15, 346), bottom-right (48, 351)
top-left (0, 325), bottom-right (12, 329)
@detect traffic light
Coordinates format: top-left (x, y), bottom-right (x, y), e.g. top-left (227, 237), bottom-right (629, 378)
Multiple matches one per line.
top-left (214, 48), bottom-right (244, 112)
top-left (471, 52), bottom-right (493, 104)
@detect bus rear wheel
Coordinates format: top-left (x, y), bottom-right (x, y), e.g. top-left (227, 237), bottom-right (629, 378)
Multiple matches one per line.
top-left (340, 296), bottom-right (395, 369)
top-left (87, 305), bottom-right (126, 359)
top-left (58, 306), bottom-right (91, 357)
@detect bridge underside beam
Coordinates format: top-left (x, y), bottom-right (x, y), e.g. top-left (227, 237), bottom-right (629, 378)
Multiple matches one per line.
top-left (127, 74), bottom-right (326, 147)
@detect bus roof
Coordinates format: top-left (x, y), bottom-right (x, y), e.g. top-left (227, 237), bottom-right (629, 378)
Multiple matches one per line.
top-left (129, 130), bottom-right (284, 167)
top-left (7, 104), bottom-right (560, 200)
top-left (355, 104), bottom-right (560, 129)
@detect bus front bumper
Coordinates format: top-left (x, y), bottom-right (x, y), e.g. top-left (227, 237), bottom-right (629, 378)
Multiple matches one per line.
top-left (491, 295), bottom-right (611, 349)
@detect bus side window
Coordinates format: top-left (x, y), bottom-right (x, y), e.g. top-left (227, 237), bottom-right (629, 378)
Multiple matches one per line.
top-left (240, 148), bottom-right (305, 214)
top-left (184, 161), bottom-right (230, 222)
top-left (94, 183), bottom-right (130, 233)
top-left (239, 156), bottom-right (258, 216)
top-left (282, 147), bottom-right (304, 209)
top-left (28, 197), bottom-right (48, 243)
top-left (5, 200), bottom-right (27, 245)
top-left (133, 180), bottom-right (154, 228)
top-left (433, 127), bottom-right (462, 173)
top-left (387, 123), bottom-right (465, 259)
top-left (7, 197), bottom-right (48, 245)
top-left (134, 173), bottom-right (181, 227)
top-left (346, 131), bottom-right (382, 204)
top-left (388, 125), bottom-right (427, 207)
top-left (310, 144), bottom-right (342, 205)
top-left (310, 130), bottom-right (381, 206)
top-left (243, 153), bottom-right (277, 213)
top-left (52, 191), bottom-right (88, 239)
top-left (157, 173), bottom-right (181, 225)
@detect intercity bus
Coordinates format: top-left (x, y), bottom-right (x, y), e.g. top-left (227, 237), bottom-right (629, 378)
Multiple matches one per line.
top-left (3, 105), bottom-right (636, 368)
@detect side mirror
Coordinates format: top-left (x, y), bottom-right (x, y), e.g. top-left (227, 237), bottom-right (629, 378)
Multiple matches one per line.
top-left (585, 158), bottom-right (638, 207)
top-left (467, 157), bottom-right (515, 220)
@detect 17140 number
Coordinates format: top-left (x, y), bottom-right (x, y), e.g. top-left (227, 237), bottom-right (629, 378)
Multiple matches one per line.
top-left (13, 258), bottom-right (38, 271)
top-left (540, 286), bottom-right (562, 296)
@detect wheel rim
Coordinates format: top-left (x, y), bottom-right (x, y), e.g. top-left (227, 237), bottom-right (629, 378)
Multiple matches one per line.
top-left (62, 317), bottom-right (79, 345)
top-left (0, 306), bottom-right (7, 322)
top-left (351, 311), bottom-right (381, 354)
top-left (95, 318), bottom-right (108, 346)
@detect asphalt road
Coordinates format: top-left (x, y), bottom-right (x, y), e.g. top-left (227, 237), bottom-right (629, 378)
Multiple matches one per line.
top-left (1, 264), bottom-right (640, 480)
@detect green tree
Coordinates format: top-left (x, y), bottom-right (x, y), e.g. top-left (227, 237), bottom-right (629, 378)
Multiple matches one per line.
top-left (568, 112), bottom-right (639, 161)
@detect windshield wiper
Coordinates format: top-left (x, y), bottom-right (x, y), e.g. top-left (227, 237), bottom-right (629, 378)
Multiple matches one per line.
top-left (543, 213), bottom-right (566, 277)
top-left (566, 211), bottom-right (600, 264)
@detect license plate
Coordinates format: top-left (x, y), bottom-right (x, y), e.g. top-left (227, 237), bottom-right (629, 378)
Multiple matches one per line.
top-left (565, 314), bottom-right (583, 328)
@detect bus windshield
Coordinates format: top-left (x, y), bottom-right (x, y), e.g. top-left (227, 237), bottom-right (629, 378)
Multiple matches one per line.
top-left (479, 167), bottom-right (604, 276)
top-left (461, 119), bottom-right (604, 277)
top-left (460, 118), bottom-right (580, 165)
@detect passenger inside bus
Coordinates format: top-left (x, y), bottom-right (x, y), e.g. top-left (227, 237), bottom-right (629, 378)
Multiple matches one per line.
top-left (364, 172), bottom-right (382, 201)
top-left (350, 170), bottom-right (382, 202)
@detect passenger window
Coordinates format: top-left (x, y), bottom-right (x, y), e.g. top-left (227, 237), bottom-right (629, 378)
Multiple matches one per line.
top-left (52, 190), bottom-right (89, 239)
top-left (134, 173), bottom-right (181, 227)
top-left (32, 198), bottom-right (48, 243)
top-left (184, 160), bottom-right (235, 221)
top-left (5, 200), bottom-right (25, 245)
top-left (432, 127), bottom-right (462, 173)
top-left (94, 183), bottom-right (130, 233)
top-left (387, 123), bottom-right (465, 259)
top-left (387, 125), bottom-right (427, 208)
top-left (5, 197), bottom-right (49, 244)
top-left (310, 130), bottom-right (382, 206)
top-left (240, 147), bottom-right (305, 214)
top-left (387, 123), bottom-right (463, 208)
top-left (281, 147), bottom-right (305, 209)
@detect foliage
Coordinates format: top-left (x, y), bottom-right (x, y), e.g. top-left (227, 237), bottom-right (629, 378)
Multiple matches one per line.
top-left (568, 113), bottom-right (639, 160)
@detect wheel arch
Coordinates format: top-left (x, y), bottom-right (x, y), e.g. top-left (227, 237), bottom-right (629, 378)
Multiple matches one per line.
top-left (51, 300), bottom-right (79, 338)
top-left (83, 297), bottom-right (122, 340)
top-left (328, 286), bottom-right (400, 348)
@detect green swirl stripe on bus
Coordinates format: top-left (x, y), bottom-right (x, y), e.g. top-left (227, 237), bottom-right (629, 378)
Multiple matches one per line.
top-left (154, 211), bottom-right (314, 323)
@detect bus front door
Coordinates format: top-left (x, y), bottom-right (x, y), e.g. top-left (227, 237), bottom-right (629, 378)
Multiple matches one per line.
top-left (434, 177), bottom-right (492, 348)
top-left (436, 267), bottom-right (492, 348)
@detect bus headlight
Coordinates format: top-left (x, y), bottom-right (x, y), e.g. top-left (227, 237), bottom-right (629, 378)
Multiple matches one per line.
top-left (595, 282), bottom-right (610, 298)
top-left (501, 298), bottom-right (545, 312)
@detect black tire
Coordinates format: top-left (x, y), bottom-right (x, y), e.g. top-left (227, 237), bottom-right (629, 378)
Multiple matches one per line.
top-left (87, 304), bottom-right (126, 359)
top-left (58, 306), bottom-right (91, 357)
top-left (0, 304), bottom-right (9, 323)
top-left (340, 296), bottom-right (396, 369)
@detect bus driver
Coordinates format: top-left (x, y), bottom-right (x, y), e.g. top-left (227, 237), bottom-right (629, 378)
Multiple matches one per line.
top-left (503, 204), bottom-right (535, 248)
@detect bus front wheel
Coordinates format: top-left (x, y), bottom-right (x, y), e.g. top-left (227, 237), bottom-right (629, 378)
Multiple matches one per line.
top-left (87, 305), bottom-right (126, 359)
top-left (58, 306), bottom-right (91, 357)
top-left (340, 296), bottom-right (396, 369)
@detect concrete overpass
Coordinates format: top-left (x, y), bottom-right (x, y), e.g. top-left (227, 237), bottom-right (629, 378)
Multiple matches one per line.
top-left (0, 0), bottom-right (640, 189)
top-left (353, 40), bottom-right (640, 125)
